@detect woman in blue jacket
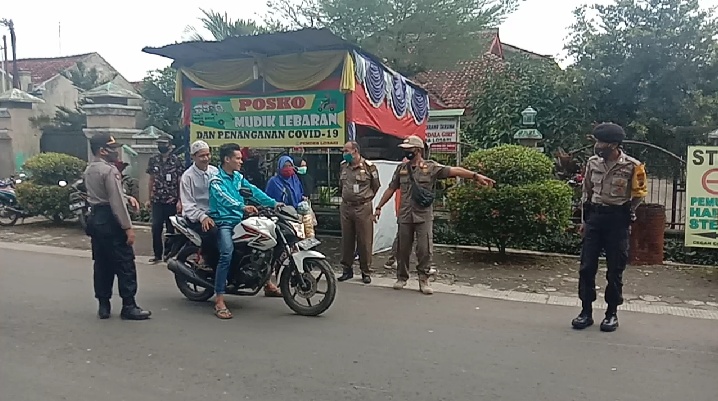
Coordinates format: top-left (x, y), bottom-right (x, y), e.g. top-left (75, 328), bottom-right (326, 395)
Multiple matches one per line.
top-left (265, 155), bottom-right (305, 208)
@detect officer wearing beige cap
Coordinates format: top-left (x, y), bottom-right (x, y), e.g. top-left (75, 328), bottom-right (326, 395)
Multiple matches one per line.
top-left (374, 135), bottom-right (495, 295)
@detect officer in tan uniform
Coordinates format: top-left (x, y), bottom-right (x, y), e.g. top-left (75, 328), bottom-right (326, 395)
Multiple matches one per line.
top-left (572, 123), bottom-right (647, 332)
top-left (338, 141), bottom-right (381, 284)
top-left (84, 133), bottom-right (151, 320)
top-left (374, 135), bottom-right (494, 295)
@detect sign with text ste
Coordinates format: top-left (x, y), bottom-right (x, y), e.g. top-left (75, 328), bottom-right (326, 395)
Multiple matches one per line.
top-left (685, 146), bottom-right (718, 248)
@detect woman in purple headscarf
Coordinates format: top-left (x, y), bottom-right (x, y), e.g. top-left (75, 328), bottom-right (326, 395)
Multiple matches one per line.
top-left (265, 155), bottom-right (305, 208)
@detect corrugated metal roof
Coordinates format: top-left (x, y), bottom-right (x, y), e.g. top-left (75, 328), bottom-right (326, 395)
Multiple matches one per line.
top-left (142, 28), bottom-right (358, 66)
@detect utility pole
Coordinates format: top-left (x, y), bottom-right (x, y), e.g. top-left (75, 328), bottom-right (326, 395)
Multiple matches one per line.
top-left (1, 35), bottom-right (7, 92)
top-left (0, 19), bottom-right (18, 89)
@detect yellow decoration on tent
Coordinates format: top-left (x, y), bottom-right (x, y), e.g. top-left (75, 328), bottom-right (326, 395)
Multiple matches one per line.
top-left (174, 50), bottom-right (356, 102)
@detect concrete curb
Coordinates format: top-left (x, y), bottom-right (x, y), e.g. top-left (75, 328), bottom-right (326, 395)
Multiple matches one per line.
top-left (2, 241), bottom-right (716, 321)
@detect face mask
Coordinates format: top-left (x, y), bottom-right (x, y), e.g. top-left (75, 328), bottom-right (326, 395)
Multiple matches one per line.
top-left (342, 153), bottom-right (353, 163)
top-left (297, 166), bottom-right (308, 175)
top-left (103, 148), bottom-right (119, 163)
top-left (404, 151), bottom-right (416, 160)
top-left (594, 145), bottom-right (613, 159)
top-left (280, 166), bottom-right (295, 178)
top-left (158, 145), bottom-right (170, 154)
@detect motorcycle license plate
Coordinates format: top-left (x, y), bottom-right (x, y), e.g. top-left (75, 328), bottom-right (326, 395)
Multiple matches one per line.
top-left (297, 237), bottom-right (321, 250)
top-left (69, 202), bottom-right (85, 212)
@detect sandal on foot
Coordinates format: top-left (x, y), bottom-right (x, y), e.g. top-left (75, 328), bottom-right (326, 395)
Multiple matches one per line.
top-left (214, 307), bottom-right (232, 319)
top-left (264, 288), bottom-right (282, 298)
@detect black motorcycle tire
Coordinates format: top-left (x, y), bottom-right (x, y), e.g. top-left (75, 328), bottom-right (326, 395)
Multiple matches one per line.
top-left (175, 245), bottom-right (215, 302)
top-left (78, 209), bottom-right (88, 231)
top-left (279, 258), bottom-right (336, 316)
top-left (0, 199), bottom-right (19, 226)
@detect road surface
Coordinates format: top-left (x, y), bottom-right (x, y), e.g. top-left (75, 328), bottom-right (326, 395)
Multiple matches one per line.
top-left (0, 246), bottom-right (716, 401)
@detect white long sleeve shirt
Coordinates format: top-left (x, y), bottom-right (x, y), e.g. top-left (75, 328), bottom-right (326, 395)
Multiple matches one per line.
top-left (180, 164), bottom-right (219, 223)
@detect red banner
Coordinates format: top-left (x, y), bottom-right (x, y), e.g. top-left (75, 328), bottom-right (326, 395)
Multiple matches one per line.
top-left (347, 81), bottom-right (427, 141)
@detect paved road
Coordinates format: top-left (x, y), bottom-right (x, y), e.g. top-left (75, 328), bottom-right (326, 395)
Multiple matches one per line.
top-left (1, 247), bottom-right (716, 401)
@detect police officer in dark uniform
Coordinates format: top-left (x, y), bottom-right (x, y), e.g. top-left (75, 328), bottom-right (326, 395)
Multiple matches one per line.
top-left (572, 123), bottom-right (647, 332)
top-left (84, 133), bottom-right (151, 320)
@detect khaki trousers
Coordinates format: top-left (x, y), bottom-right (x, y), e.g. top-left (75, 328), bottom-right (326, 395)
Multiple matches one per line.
top-left (340, 202), bottom-right (374, 274)
top-left (396, 220), bottom-right (433, 281)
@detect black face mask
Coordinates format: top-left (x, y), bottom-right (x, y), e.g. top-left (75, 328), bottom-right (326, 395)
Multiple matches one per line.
top-left (158, 145), bottom-right (170, 154)
top-left (404, 151), bottom-right (416, 160)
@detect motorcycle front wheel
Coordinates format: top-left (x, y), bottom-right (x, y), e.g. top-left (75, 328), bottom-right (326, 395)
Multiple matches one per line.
top-left (280, 258), bottom-right (336, 316)
top-left (175, 245), bottom-right (215, 302)
top-left (0, 200), bottom-right (19, 226)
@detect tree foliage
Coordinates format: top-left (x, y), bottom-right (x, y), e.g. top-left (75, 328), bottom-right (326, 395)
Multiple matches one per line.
top-left (264, 0), bottom-right (524, 74)
top-left (464, 55), bottom-right (595, 152)
top-left (139, 66), bottom-right (183, 137)
top-left (184, 8), bottom-right (271, 41)
top-left (565, 0), bottom-right (718, 150)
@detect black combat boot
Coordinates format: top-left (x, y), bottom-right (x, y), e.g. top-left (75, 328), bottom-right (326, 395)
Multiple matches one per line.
top-left (571, 305), bottom-right (594, 330)
top-left (361, 274), bottom-right (371, 284)
top-left (120, 299), bottom-right (152, 320)
top-left (600, 308), bottom-right (619, 332)
top-left (97, 298), bottom-right (111, 319)
top-left (338, 267), bottom-right (354, 282)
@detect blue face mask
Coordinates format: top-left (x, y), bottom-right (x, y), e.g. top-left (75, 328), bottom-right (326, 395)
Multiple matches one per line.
top-left (342, 153), bottom-right (353, 163)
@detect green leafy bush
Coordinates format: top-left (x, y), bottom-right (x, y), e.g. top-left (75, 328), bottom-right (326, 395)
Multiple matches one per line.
top-left (22, 152), bottom-right (86, 185)
top-left (461, 144), bottom-right (554, 186)
top-left (447, 145), bottom-right (573, 255)
top-left (15, 182), bottom-right (73, 220)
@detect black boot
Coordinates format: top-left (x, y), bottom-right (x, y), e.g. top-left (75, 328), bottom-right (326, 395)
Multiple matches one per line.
top-left (120, 300), bottom-right (152, 320)
top-left (97, 298), bottom-right (111, 319)
top-left (361, 274), bottom-right (372, 284)
top-left (338, 267), bottom-right (354, 282)
top-left (600, 310), bottom-right (619, 332)
top-left (571, 306), bottom-right (594, 330)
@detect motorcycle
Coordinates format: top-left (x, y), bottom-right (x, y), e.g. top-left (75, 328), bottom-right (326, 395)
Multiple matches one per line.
top-left (0, 173), bottom-right (29, 226)
top-left (64, 178), bottom-right (90, 230)
top-left (165, 190), bottom-right (336, 317)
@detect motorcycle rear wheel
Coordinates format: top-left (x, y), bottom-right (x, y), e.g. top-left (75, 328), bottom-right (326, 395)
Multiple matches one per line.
top-left (175, 245), bottom-right (215, 302)
top-left (0, 200), bottom-right (19, 226)
top-left (280, 258), bottom-right (336, 316)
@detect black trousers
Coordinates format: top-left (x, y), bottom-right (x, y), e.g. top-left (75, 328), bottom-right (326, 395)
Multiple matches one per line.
top-left (187, 221), bottom-right (219, 268)
top-left (88, 206), bottom-right (138, 304)
top-left (152, 202), bottom-right (177, 259)
top-left (579, 205), bottom-right (630, 310)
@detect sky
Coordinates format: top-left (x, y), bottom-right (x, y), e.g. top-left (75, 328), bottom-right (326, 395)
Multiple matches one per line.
top-left (1, 0), bottom-right (717, 82)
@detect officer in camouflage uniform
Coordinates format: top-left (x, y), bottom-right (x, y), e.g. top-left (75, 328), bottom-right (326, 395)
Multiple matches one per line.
top-left (374, 135), bottom-right (494, 295)
top-left (572, 123), bottom-right (647, 332)
top-left (338, 141), bottom-right (381, 284)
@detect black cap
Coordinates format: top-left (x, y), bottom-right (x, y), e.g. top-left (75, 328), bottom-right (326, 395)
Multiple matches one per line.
top-left (89, 133), bottom-right (123, 150)
top-left (592, 123), bottom-right (625, 144)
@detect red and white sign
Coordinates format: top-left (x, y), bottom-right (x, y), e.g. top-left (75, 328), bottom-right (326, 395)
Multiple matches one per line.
top-left (426, 119), bottom-right (458, 153)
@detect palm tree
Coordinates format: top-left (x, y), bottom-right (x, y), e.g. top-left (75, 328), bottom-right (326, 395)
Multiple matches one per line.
top-left (184, 8), bottom-right (268, 41)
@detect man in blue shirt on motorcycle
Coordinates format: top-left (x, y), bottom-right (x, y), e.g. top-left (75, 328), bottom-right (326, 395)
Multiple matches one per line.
top-left (209, 143), bottom-right (281, 319)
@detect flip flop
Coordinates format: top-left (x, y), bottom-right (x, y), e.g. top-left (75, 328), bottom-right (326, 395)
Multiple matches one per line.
top-left (214, 307), bottom-right (232, 319)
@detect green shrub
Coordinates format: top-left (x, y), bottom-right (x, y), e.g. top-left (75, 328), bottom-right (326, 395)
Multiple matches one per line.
top-left (15, 182), bottom-right (73, 219)
top-left (461, 144), bottom-right (554, 187)
top-left (22, 152), bottom-right (86, 185)
top-left (447, 145), bottom-right (572, 255)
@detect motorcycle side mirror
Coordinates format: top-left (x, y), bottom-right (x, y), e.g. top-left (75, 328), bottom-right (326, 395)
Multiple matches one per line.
top-left (239, 188), bottom-right (253, 198)
top-left (58, 180), bottom-right (68, 187)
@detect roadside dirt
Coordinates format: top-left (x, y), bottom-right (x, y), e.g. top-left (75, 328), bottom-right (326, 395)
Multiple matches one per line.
top-left (1, 219), bottom-right (716, 309)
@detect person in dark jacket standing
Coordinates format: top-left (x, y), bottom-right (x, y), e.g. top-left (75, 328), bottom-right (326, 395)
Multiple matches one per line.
top-left (572, 123), bottom-right (647, 332)
top-left (84, 133), bottom-right (151, 320)
top-left (145, 137), bottom-right (183, 263)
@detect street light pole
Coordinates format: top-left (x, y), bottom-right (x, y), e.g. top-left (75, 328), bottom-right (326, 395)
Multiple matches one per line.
top-left (0, 19), bottom-right (18, 89)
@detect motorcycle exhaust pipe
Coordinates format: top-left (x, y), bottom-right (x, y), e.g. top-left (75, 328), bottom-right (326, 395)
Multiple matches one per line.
top-left (167, 259), bottom-right (214, 289)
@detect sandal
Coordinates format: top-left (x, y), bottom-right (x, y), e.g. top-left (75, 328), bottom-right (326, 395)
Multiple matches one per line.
top-left (264, 286), bottom-right (282, 298)
top-left (214, 306), bottom-right (232, 319)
